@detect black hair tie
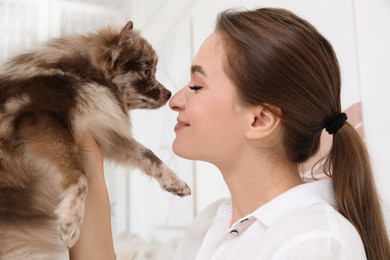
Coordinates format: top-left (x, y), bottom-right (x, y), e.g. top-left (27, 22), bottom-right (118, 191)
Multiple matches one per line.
top-left (325, 112), bottom-right (348, 135)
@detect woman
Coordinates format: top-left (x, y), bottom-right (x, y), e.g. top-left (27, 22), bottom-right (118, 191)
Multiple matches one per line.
top-left (71, 8), bottom-right (390, 260)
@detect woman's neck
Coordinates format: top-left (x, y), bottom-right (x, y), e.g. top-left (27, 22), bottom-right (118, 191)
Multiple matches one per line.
top-left (217, 153), bottom-right (303, 225)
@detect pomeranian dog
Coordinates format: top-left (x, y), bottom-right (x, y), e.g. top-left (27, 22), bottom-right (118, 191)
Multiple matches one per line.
top-left (0, 21), bottom-right (190, 259)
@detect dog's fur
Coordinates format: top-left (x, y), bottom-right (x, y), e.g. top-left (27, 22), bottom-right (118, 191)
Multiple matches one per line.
top-left (0, 21), bottom-right (190, 259)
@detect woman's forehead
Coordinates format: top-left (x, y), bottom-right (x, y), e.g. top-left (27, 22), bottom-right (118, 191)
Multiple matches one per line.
top-left (192, 33), bottom-right (226, 75)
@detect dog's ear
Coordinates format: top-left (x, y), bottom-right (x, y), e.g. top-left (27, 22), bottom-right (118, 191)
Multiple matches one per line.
top-left (118, 21), bottom-right (134, 46)
top-left (91, 21), bottom-right (135, 74)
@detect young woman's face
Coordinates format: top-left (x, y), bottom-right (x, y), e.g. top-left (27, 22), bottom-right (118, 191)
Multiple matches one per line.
top-left (169, 33), bottom-right (249, 164)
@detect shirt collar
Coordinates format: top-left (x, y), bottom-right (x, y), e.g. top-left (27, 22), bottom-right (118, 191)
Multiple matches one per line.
top-left (251, 179), bottom-right (336, 226)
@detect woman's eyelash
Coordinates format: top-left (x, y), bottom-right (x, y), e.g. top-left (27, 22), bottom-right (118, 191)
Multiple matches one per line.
top-left (189, 85), bottom-right (203, 91)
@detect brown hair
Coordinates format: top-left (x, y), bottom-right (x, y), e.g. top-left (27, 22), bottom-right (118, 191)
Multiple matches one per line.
top-left (216, 8), bottom-right (389, 259)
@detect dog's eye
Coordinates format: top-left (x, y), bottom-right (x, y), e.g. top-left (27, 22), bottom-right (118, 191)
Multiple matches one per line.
top-left (189, 85), bottom-right (203, 91)
top-left (143, 70), bottom-right (150, 77)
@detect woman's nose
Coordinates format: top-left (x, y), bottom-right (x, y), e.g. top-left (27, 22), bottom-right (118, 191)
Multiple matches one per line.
top-left (169, 87), bottom-right (186, 111)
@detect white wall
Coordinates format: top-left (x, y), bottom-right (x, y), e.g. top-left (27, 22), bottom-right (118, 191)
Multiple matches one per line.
top-left (354, 0), bottom-right (390, 228)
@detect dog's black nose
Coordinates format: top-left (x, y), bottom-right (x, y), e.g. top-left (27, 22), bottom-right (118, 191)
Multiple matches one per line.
top-left (164, 89), bottom-right (172, 99)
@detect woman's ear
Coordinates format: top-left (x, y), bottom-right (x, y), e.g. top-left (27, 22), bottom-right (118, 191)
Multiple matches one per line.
top-left (245, 105), bottom-right (281, 139)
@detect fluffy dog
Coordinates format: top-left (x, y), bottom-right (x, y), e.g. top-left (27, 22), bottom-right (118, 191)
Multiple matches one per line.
top-left (0, 21), bottom-right (190, 259)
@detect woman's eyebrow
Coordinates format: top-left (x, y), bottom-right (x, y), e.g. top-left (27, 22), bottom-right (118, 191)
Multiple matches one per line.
top-left (191, 65), bottom-right (207, 77)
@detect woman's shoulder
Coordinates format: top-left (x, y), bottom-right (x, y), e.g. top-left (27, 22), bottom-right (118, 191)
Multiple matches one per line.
top-left (172, 198), bottom-right (229, 260)
top-left (260, 183), bottom-right (362, 242)
top-left (198, 198), bottom-right (230, 217)
top-left (247, 181), bottom-right (366, 258)
top-left (187, 198), bottom-right (230, 233)
top-left (258, 202), bottom-right (366, 258)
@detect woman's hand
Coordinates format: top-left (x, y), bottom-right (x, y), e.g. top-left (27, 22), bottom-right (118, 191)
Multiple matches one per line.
top-left (69, 136), bottom-right (116, 260)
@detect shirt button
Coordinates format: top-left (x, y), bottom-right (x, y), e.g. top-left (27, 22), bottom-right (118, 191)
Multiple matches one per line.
top-left (230, 229), bottom-right (239, 236)
top-left (240, 218), bottom-right (249, 223)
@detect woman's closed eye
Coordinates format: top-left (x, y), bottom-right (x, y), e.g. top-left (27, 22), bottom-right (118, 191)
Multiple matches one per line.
top-left (189, 85), bottom-right (203, 91)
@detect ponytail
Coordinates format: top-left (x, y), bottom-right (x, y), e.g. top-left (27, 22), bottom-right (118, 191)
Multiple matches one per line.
top-left (324, 122), bottom-right (390, 259)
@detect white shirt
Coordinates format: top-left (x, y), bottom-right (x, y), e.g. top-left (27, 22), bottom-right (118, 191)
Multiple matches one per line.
top-left (173, 180), bottom-right (366, 259)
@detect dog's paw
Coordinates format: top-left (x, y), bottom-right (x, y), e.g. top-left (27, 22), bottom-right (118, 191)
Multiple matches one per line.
top-left (56, 176), bottom-right (88, 248)
top-left (164, 181), bottom-right (191, 197)
top-left (159, 166), bottom-right (191, 197)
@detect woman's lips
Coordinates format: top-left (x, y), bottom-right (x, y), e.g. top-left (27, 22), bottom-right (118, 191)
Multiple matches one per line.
top-left (174, 119), bottom-right (190, 132)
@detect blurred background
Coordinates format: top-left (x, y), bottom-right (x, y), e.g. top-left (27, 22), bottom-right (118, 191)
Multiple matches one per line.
top-left (1, 0), bottom-right (389, 259)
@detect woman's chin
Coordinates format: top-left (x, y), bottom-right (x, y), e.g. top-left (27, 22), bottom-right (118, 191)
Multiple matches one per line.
top-left (172, 142), bottom-right (197, 160)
